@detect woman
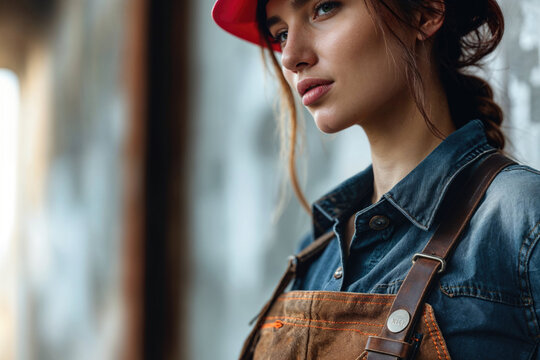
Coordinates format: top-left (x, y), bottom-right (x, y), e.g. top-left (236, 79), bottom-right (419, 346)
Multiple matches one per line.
top-left (212, 0), bottom-right (540, 359)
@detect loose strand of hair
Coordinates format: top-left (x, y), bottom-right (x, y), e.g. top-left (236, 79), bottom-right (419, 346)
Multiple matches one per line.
top-left (257, 2), bottom-right (312, 215)
top-left (262, 38), bottom-right (312, 215)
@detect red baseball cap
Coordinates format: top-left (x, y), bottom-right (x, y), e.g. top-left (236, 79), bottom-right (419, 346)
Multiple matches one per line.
top-left (212, 0), bottom-right (281, 51)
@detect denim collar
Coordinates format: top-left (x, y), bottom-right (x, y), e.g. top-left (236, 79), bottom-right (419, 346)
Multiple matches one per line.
top-left (312, 119), bottom-right (496, 235)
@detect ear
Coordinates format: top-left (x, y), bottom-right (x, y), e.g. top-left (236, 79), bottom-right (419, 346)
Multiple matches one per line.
top-left (417, 0), bottom-right (445, 41)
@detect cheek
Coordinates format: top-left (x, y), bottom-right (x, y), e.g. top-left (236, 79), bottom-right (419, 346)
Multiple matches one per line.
top-left (282, 67), bottom-right (295, 90)
top-left (325, 28), bottom-right (406, 104)
top-left (318, 28), bottom-right (396, 97)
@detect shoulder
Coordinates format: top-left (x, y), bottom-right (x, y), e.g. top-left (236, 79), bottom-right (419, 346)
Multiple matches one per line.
top-left (483, 162), bottom-right (540, 255)
top-left (465, 162), bottom-right (539, 264)
top-left (477, 163), bottom-right (540, 233)
top-left (489, 163), bottom-right (540, 200)
top-left (442, 162), bottom-right (540, 340)
top-left (497, 165), bottom-right (540, 340)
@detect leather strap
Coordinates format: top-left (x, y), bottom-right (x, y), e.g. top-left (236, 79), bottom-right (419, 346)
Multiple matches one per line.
top-left (365, 152), bottom-right (515, 359)
top-left (238, 152), bottom-right (515, 360)
top-left (365, 337), bottom-right (412, 358)
top-left (239, 230), bottom-right (335, 359)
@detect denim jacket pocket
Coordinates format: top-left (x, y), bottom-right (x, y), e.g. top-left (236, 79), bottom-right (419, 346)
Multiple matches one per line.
top-left (438, 280), bottom-right (528, 307)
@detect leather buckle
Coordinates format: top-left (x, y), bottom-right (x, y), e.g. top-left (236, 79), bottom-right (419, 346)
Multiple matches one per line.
top-left (287, 255), bottom-right (298, 272)
top-left (411, 253), bottom-right (446, 274)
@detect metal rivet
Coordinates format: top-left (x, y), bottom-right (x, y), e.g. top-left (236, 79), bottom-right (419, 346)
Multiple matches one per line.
top-left (369, 215), bottom-right (390, 230)
top-left (386, 309), bottom-right (410, 333)
top-left (333, 266), bottom-right (343, 279)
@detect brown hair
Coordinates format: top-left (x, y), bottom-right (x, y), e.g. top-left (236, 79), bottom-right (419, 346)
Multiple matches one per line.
top-left (256, 0), bottom-right (506, 214)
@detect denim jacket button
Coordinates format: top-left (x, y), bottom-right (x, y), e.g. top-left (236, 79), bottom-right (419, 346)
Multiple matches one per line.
top-left (333, 266), bottom-right (343, 279)
top-left (369, 215), bottom-right (390, 230)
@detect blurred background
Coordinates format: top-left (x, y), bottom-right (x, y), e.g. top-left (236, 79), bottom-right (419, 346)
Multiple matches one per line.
top-left (0, 0), bottom-right (539, 359)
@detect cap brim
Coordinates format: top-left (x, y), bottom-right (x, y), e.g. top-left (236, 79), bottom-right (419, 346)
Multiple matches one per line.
top-left (212, 0), bottom-right (281, 52)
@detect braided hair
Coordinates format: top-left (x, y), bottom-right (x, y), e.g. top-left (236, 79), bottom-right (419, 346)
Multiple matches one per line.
top-left (256, 0), bottom-right (506, 213)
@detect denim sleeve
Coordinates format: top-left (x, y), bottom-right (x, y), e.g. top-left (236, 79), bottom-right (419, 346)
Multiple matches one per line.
top-left (526, 221), bottom-right (540, 345)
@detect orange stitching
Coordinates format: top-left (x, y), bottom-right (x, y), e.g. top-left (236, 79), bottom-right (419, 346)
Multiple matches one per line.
top-left (261, 320), bottom-right (378, 336)
top-left (277, 297), bottom-right (392, 305)
top-left (428, 308), bottom-right (449, 360)
top-left (261, 320), bottom-right (283, 329)
top-left (264, 316), bottom-right (384, 327)
top-left (423, 310), bottom-right (442, 360)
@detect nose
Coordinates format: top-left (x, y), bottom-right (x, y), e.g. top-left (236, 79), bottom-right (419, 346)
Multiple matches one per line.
top-left (281, 28), bottom-right (317, 72)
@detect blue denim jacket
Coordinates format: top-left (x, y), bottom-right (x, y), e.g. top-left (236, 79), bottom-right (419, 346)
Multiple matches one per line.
top-left (292, 119), bottom-right (540, 359)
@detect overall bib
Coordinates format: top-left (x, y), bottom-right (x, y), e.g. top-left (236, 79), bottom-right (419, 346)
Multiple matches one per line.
top-left (240, 153), bottom-right (514, 360)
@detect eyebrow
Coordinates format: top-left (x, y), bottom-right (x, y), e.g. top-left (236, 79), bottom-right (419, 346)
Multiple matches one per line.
top-left (291, 0), bottom-right (311, 9)
top-left (266, 0), bottom-right (312, 29)
top-left (266, 16), bottom-right (281, 29)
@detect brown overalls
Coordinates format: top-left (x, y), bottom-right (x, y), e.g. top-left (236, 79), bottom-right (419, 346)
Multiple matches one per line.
top-left (239, 153), bottom-right (514, 360)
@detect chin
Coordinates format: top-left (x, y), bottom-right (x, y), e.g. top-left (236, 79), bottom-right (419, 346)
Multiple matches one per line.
top-left (311, 109), bottom-right (336, 133)
top-left (316, 123), bottom-right (340, 134)
top-left (312, 112), bottom-right (354, 134)
top-left (312, 116), bottom-right (336, 133)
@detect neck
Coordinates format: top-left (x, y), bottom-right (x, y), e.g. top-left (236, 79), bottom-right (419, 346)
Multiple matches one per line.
top-left (362, 74), bottom-right (455, 204)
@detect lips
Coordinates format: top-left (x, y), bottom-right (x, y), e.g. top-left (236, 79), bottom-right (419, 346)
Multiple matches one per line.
top-left (297, 78), bottom-right (334, 106)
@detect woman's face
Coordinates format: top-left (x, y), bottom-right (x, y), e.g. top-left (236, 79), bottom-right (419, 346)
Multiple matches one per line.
top-left (265, 0), bottom-right (416, 133)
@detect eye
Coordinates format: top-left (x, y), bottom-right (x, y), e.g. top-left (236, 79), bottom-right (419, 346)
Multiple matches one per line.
top-left (314, 1), bottom-right (341, 19)
top-left (272, 30), bottom-right (288, 45)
